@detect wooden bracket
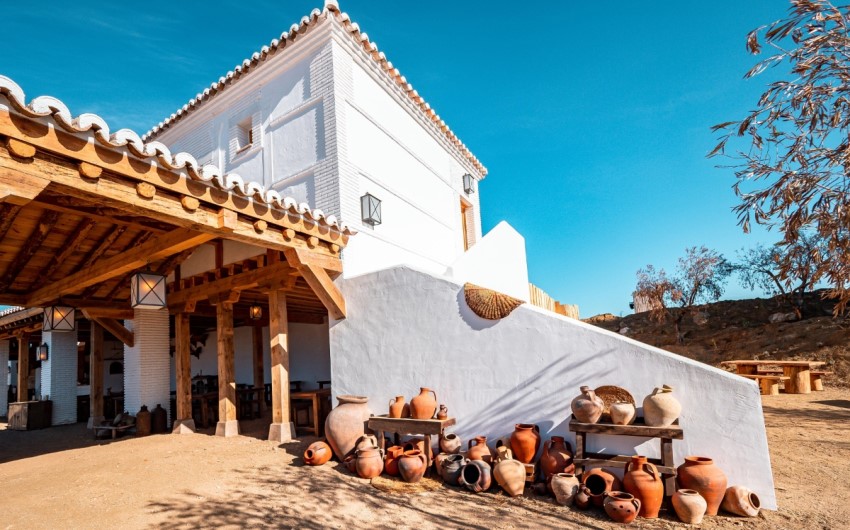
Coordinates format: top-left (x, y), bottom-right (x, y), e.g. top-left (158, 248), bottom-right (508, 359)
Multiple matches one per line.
top-left (283, 248), bottom-right (345, 320)
top-left (83, 310), bottom-right (134, 348)
top-left (209, 290), bottom-right (241, 306)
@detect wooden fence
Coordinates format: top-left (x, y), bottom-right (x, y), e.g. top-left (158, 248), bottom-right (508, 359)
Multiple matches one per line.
top-left (528, 283), bottom-right (579, 319)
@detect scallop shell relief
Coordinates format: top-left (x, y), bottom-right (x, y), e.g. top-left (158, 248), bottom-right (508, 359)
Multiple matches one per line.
top-left (464, 283), bottom-right (524, 320)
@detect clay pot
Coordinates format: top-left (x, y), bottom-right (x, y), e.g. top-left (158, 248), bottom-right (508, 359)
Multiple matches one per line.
top-left (384, 445), bottom-right (405, 476)
top-left (604, 491), bottom-right (641, 524)
top-left (510, 423), bottom-right (541, 464)
top-left (672, 489), bottom-right (707, 524)
top-left (151, 404), bottom-right (167, 433)
top-left (677, 456), bottom-right (727, 516)
top-left (571, 386), bottom-right (604, 424)
top-left (398, 449), bottom-right (428, 483)
top-left (440, 454), bottom-right (466, 486)
top-left (623, 456), bottom-right (663, 518)
top-left (343, 453), bottom-right (357, 473)
top-left (582, 468), bottom-right (622, 507)
top-left (494, 458), bottom-right (526, 497)
top-left (467, 436), bottom-right (494, 463)
top-left (459, 460), bottom-right (492, 493)
top-left (440, 433), bottom-right (462, 454)
top-left (610, 402), bottom-right (636, 425)
top-left (354, 434), bottom-right (379, 453)
top-left (304, 441), bottom-right (332, 466)
top-left (324, 395), bottom-right (372, 460)
top-left (354, 447), bottom-right (384, 479)
top-left (551, 473), bottom-right (580, 506)
top-left (388, 396), bottom-right (409, 418)
top-left (402, 437), bottom-right (426, 454)
top-left (136, 405), bottom-right (151, 437)
top-left (643, 385), bottom-right (681, 427)
top-left (437, 404), bottom-right (448, 420)
top-left (722, 486), bottom-right (761, 517)
top-left (574, 485), bottom-right (593, 510)
top-left (410, 387), bottom-right (438, 419)
top-left (540, 436), bottom-right (575, 481)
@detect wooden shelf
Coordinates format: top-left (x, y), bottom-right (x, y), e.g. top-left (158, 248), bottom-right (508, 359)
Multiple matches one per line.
top-left (367, 415), bottom-right (456, 436)
top-left (569, 417), bottom-right (683, 440)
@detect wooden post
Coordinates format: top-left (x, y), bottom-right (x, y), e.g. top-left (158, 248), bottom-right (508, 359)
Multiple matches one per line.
top-left (268, 288), bottom-right (295, 442)
top-left (214, 296), bottom-right (239, 437)
top-left (784, 367), bottom-right (811, 394)
top-left (759, 377), bottom-right (780, 396)
top-left (172, 312), bottom-right (195, 433)
top-left (87, 322), bottom-right (104, 428)
top-left (16, 333), bottom-right (29, 402)
top-left (252, 325), bottom-right (265, 412)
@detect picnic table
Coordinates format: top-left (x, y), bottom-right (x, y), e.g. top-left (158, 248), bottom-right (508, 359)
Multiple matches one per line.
top-left (721, 360), bottom-right (826, 394)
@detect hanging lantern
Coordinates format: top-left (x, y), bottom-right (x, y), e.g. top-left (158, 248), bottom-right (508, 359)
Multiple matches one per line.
top-left (37, 343), bottom-right (49, 362)
top-left (463, 173), bottom-right (475, 195)
top-left (43, 306), bottom-right (75, 332)
top-left (131, 271), bottom-right (167, 309)
top-left (249, 305), bottom-right (263, 320)
top-left (360, 193), bottom-right (382, 226)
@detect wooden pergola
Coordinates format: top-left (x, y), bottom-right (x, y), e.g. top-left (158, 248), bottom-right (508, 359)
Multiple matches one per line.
top-left (0, 86), bottom-right (352, 439)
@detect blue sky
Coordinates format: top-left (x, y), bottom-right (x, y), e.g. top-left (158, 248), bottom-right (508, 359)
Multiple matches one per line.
top-left (0, 1), bottom-right (790, 316)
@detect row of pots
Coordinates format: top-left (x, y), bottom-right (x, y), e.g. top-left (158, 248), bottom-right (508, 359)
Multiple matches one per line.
top-left (388, 387), bottom-right (449, 420)
top-left (571, 384), bottom-right (682, 427)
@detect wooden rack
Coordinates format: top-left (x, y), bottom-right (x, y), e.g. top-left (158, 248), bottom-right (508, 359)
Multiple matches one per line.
top-left (367, 415), bottom-right (456, 465)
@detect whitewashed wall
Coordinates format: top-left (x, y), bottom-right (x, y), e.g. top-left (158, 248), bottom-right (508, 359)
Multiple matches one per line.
top-left (329, 266), bottom-right (777, 509)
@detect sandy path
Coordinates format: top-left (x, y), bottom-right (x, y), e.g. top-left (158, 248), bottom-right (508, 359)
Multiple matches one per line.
top-left (2, 388), bottom-right (848, 529)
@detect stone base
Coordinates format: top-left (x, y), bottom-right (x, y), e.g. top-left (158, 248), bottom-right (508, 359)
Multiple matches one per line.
top-left (86, 415), bottom-right (105, 429)
top-left (172, 418), bottom-right (196, 434)
top-left (215, 419), bottom-right (240, 437)
top-left (268, 422), bottom-right (297, 443)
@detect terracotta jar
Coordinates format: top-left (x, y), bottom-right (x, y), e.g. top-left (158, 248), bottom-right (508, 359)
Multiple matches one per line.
top-left (672, 489), bottom-right (707, 524)
top-left (510, 423), bottom-right (541, 464)
top-left (325, 395), bottom-right (372, 460)
top-left (722, 486), bottom-right (761, 517)
top-left (610, 402), bottom-right (636, 425)
top-left (440, 433), bottom-right (462, 454)
top-left (303, 441), bottom-right (332, 466)
top-left (410, 387), bottom-right (437, 419)
top-left (582, 468), bottom-right (622, 507)
top-left (574, 485), bottom-right (593, 510)
top-left (354, 447), bottom-right (384, 479)
top-left (494, 457), bottom-right (526, 497)
top-left (622, 456), bottom-right (663, 518)
top-left (136, 405), bottom-right (151, 437)
top-left (677, 456), bottom-right (727, 516)
top-left (440, 454), bottom-right (466, 486)
top-left (540, 436), bottom-right (574, 481)
top-left (398, 450), bottom-right (428, 483)
top-left (403, 437), bottom-right (426, 454)
top-left (467, 436), bottom-right (494, 463)
top-left (551, 473), bottom-right (580, 506)
top-left (437, 404), bottom-right (448, 420)
top-left (343, 453), bottom-right (357, 473)
top-left (384, 445), bottom-right (405, 476)
top-left (458, 460), bottom-right (492, 493)
top-left (354, 434), bottom-right (379, 453)
top-left (571, 386), bottom-right (604, 424)
top-left (604, 491), bottom-right (641, 524)
top-left (151, 404), bottom-right (167, 433)
top-left (388, 396), bottom-right (409, 418)
top-left (643, 385), bottom-right (681, 427)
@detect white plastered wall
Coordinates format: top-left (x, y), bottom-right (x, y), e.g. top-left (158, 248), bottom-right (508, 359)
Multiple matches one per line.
top-left (329, 266), bottom-right (777, 509)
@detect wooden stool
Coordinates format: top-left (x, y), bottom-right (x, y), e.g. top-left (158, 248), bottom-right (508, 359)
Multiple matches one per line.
top-left (738, 374), bottom-right (789, 395)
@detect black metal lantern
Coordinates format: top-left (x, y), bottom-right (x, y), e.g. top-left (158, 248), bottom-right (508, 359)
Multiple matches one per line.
top-left (249, 305), bottom-right (263, 320)
top-left (37, 343), bottom-right (49, 362)
top-left (360, 193), bottom-right (382, 226)
top-left (43, 305), bottom-right (75, 332)
top-left (463, 173), bottom-right (475, 195)
top-left (131, 271), bottom-right (167, 309)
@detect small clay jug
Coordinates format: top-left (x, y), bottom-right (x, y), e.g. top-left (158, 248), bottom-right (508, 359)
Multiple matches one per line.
top-left (623, 456), bottom-right (663, 518)
top-left (610, 402), bottom-right (636, 425)
top-left (304, 441), bottom-right (332, 466)
top-left (135, 405), bottom-right (151, 437)
top-left (721, 485), bottom-right (761, 517)
top-left (509, 423), bottom-right (541, 464)
top-left (540, 436), bottom-right (574, 481)
top-left (384, 445), bottom-right (405, 476)
top-left (354, 434), bottom-right (379, 453)
top-left (551, 473), bottom-right (580, 506)
top-left (440, 433), bottom-right (462, 454)
top-left (603, 491), bottom-right (641, 524)
top-left (458, 459), bottom-right (492, 493)
top-left (467, 436), bottom-right (494, 463)
top-left (354, 447), bottom-right (384, 479)
top-left (388, 396), bottom-right (409, 418)
top-left (574, 485), bottom-right (593, 510)
top-left (672, 489), bottom-right (707, 524)
top-left (398, 449), bottom-right (428, 483)
top-left (582, 468), bottom-right (622, 507)
top-left (325, 395), bottom-right (372, 460)
top-left (677, 456), bottom-right (727, 516)
top-left (440, 454), bottom-right (466, 486)
top-left (571, 386), bottom-right (604, 423)
top-left (410, 387), bottom-right (438, 419)
top-left (437, 404), bottom-right (448, 420)
top-left (643, 385), bottom-right (681, 427)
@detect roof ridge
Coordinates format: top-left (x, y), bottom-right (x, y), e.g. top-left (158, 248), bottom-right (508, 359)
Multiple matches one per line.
top-left (143, 0), bottom-right (487, 176)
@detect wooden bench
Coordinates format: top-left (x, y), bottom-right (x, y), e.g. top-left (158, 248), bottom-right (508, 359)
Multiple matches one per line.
top-left (738, 374), bottom-right (790, 396)
top-left (759, 370), bottom-right (833, 391)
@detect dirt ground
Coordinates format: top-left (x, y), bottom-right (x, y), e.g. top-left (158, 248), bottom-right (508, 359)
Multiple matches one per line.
top-left (2, 388), bottom-right (849, 530)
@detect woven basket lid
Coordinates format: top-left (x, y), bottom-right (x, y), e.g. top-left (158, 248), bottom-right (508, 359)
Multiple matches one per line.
top-left (464, 283), bottom-right (524, 320)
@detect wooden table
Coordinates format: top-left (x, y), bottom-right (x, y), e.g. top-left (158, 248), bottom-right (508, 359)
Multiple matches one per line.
top-left (570, 416), bottom-right (683, 498)
top-left (721, 360), bottom-right (826, 394)
top-left (290, 388), bottom-right (331, 436)
top-left (367, 416), bottom-right (457, 465)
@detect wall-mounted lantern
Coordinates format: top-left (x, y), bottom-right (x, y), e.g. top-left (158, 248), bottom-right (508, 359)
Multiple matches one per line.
top-left (37, 343), bottom-right (49, 362)
top-left (43, 305), bottom-right (75, 332)
top-left (131, 271), bottom-right (167, 309)
top-left (463, 173), bottom-right (475, 195)
top-left (360, 193), bottom-right (382, 226)
top-left (249, 305), bottom-right (263, 320)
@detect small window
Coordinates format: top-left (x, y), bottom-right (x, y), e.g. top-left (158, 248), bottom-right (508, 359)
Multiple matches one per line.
top-left (235, 117), bottom-right (253, 153)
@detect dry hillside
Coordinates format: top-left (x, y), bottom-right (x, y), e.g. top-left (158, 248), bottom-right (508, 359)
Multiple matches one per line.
top-left (585, 289), bottom-right (849, 387)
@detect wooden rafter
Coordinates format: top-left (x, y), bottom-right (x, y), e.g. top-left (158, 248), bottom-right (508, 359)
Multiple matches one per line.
top-left (0, 203), bottom-right (22, 240)
top-left (39, 217), bottom-right (97, 280)
top-left (0, 209), bottom-right (60, 291)
top-left (85, 230), bottom-right (153, 299)
top-left (167, 261), bottom-right (296, 310)
top-left (283, 248), bottom-right (345, 320)
top-left (79, 225), bottom-right (128, 270)
top-left (33, 198), bottom-right (168, 234)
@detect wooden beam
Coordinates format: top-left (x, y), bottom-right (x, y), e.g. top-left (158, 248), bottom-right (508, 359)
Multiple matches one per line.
top-left (0, 203), bottom-right (22, 241)
top-left (85, 230), bottom-right (153, 299)
top-left (0, 293), bottom-right (27, 306)
top-left (166, 261), bottom-right (294, 309)
top-left (79, 225), bottom-right (128, 270)
top-left (252, 325), bottom-right (265, 412)
top-left (268, 289), bottom-right (290, 427)
top-left (0, 166), bottom-right (48, 205)
top-left (0, 210), bottom-right (60, 291)
top-left (39, 217), bottom-right (97, 280)
top-left (0, 307), bottom-right (42, 328)
top-left (26, 227), bottom-right (215, 306)
top-left (89, 321), bottom-right (104, 424)
top-left (283, 246), bottom-right (343, 276)
top-left (16, 333), bottom-right (29, 401)
top-left (214, 298), bottom-right (238, 436)
top-left (78, 307), bottom-right (134, 320)
top-left (83, 312), bottom-right (134, 348)
top-left (174, 312), bottom-right (192, 425)
top-left (284, 248), bottom-right (345, 320)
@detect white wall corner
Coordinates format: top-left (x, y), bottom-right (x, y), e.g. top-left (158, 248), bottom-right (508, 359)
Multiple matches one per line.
top-left (445, 220), bottom-right (530, 302)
